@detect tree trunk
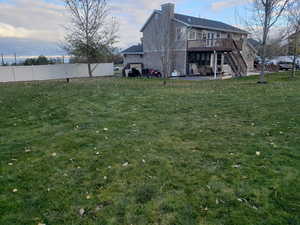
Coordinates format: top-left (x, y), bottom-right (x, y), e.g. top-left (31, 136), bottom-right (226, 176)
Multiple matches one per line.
top-left (88, 60), bottom-right (93, 77)
top-left (163, 78), bottom-right (167, 86)
top-left (292, 34), bottom-right (298, 78)
top-left (259, 9), bottom-right (269, 84)
top-left (260, 43), bottom-right (267, 83)
top-left (292, 54), bottom-right (297, 78)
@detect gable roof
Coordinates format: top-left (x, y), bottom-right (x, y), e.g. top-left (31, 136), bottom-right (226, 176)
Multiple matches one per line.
top-left (288, 31), bottom-right (300, 39)
top-left (121, 44), bottom-right (143, 54)
top-left (140, 10), bottom-right (248, 34)
top-left (247, 38), bottom-right (260, 48)
top-left (174, 13), bottom-right (248, 34)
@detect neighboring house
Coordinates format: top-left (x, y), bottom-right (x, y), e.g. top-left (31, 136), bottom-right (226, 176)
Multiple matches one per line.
top-left (288, 31), bottom-right (300, 55)
top-left (122, 3), bottom-right (256, 77)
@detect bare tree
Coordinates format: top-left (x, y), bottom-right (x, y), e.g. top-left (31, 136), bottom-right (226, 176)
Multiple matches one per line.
top-left (247, 0), bottom-right (290, 83)
top-left (63, 0), bottom-right (118, 77)
top-left (287, 0), bottom-right (300, 77)
top-left (261, 37), bottom-right (288, 58)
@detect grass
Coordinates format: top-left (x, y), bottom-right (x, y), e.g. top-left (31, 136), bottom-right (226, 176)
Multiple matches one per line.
top-left (0, 72), bottom-right (299, 225)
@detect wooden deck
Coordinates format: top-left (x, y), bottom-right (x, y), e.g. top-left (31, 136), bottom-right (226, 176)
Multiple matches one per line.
top-left (187, 39), bottom-right (243, 52)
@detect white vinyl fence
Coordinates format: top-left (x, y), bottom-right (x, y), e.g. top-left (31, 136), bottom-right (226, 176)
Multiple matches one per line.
top-left (0, 63), bottom-right (113, 83)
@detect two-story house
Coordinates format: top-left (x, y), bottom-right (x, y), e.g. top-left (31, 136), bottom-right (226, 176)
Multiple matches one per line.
top-left (122, 3), bottom-right (256, 77)
top-left (288, 31), bottom-right (300, 56)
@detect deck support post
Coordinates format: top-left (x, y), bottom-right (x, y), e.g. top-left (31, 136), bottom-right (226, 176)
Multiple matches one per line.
top-left (214, 50), bottom-right (217, 79)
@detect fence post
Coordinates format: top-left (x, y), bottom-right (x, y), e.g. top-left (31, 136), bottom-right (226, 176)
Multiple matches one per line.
top-left (31, 65), bottom-right (35, 81)
top-left (12, 66), bottom-right (16, 82)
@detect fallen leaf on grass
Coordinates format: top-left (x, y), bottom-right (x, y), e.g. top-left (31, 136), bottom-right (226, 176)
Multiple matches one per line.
top-left (232, 164), bottom-right (241, 168)
top-left (79, 208), bottom-right (85, 216)
top-left (95, 206), bottom-right (102, 212)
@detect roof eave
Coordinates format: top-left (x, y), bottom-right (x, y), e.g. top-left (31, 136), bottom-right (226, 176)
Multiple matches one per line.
top-left (122, 52), bottom-right (144, 55)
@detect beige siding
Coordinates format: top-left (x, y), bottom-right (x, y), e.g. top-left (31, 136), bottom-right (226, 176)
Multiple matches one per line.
top-left (123, 55), bottom-right (144, 66)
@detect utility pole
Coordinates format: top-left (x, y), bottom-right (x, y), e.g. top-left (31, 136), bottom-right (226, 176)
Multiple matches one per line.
top-left (14, 53), bottom-right (17, 65)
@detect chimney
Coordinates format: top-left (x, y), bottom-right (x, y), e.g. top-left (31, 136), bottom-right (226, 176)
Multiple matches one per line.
top-left (161, 3), bottom-right (175, 18)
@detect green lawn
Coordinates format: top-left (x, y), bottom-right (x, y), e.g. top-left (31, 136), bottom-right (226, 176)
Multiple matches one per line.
top-left (0, 73), bottom-right (299, 225)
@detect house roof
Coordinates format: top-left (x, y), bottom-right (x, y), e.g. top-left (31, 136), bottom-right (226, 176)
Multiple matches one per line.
top-left (174, 13), bottom-right (248, 34)
top-left (140, 10), bottom-right (248, 34)
top-left (288, 31), bottom-right (300, 39)
top-left (121, 44), bottom-right (143, 54)
top-left (247, 38), bottom-right (260, 48)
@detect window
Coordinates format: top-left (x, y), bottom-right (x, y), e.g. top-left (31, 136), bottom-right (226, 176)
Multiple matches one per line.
top-left (176, 27), bottom-right (185, 41)
top-left (216, 32), bottom-right (221, 39)
top-left (188, 30), bottom-right (196, 40)
top-left (188, 52), bottom-right (211, 66)
top-left (197, 31), bottom-right (202, 40)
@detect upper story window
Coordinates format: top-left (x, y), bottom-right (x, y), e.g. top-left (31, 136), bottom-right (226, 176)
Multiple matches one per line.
top-left (188, 30), bottom-right (196, 40)
top-left (197, 31), bottom-right (203, 40)
top-left (216, 32), bottom-right (221, 39)
top-left (207, 33), bottom-right (215, 40)
top-left (176, 27), bottom-right (185, 41)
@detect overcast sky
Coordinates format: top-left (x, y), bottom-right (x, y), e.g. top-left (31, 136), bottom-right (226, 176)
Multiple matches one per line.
top-left (0, 0), bottom-right (250, 56)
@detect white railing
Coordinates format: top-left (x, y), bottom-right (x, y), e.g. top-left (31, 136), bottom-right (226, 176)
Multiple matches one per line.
top-left (188, 39), bottom-right (243, 50)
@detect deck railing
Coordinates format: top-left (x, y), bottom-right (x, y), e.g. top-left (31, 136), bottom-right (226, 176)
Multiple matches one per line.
top-left (187, 38), bottom-right (243, 51)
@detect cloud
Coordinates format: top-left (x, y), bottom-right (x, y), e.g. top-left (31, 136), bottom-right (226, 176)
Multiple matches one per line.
top-left (0, 23), bottom-right (61, 41)
top-left (111, 0), bottom-right (182, 48)
top-left (211, 0), bottom-right (249, 11)
top-left (0, 0), bottom-right (184, 54)
top-left (0, 0), bottom-right (66, 42)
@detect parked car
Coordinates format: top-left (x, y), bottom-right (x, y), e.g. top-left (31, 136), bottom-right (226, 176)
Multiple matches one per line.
top-left (278, 61), bottom-right (293, 71)
top-left (142, 69), bottom-right (162, 78)
top-left (128, 67), bottom-right (142, 77)
top-left (122, 63), bottom-right (143, 77)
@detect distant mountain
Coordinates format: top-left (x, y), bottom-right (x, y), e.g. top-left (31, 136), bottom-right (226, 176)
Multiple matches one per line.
top-left (0, 37), bottom-right (66, 56)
